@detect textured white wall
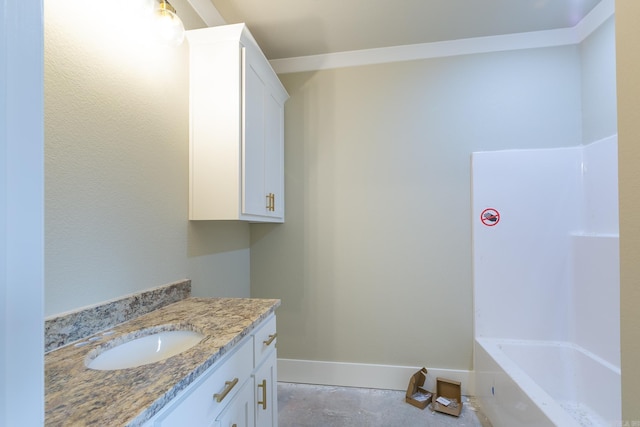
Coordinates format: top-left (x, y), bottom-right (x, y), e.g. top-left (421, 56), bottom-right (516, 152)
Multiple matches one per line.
top-left (45, 0), bottom-right (250, 316)
top-left (251, 45), bottom-right (582, 371)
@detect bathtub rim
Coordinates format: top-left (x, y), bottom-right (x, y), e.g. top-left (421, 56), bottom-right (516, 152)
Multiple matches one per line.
top-left (479, 337), bottom-right (621, 376)
top-left (474, 337), bottom-right (616, 427)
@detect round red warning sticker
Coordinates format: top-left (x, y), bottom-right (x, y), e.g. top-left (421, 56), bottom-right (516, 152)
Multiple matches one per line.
top-left (480, 208), bottom-right (500, 226)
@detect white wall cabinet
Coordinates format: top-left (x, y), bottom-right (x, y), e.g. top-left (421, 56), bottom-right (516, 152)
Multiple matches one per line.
top-left (144, 314), bottom-right (278, 427)
top-left (187, 24), bottom-right (289, 223)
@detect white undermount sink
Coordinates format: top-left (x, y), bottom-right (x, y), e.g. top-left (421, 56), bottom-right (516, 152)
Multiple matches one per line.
top-left (86, 329), bottom-right (205, 370)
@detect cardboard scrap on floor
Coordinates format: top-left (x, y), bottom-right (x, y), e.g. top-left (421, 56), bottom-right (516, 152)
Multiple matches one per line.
top-left (405, 368), bottom-right (432, 409)
top-left (405, 368), bottom-right (463, 417)
top-left (432, 377), bottom-right (463, 417)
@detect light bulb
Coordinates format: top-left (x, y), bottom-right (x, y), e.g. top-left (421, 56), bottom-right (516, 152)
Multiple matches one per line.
top-left (154, 1), bottom-right (185, 46)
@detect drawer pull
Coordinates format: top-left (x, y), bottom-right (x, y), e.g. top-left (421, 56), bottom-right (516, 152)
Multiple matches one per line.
top-left (213, 377), bottom-right (239, 403)
top-left (257, 379), bottom-right (267, 410)
top-left (263, 333), bottom-right (277, 346)
top-left (266, 193), bottom-right (275, 211)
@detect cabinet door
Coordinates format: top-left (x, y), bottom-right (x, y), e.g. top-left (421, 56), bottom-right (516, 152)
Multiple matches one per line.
top-left (215, 378), bottom-right (255, 427)
top-left (188, 38), bottom-right (243, 221)
top-left (264, 92), bottom-right (284, 220)
top-left (242, 46), bottom-right (267, 218)
top-left (254, 349), bottom-right (278, 427)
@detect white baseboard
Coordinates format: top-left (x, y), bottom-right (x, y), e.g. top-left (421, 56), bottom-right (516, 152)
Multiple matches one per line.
top-left (278, 358), bottom-right (475, 396)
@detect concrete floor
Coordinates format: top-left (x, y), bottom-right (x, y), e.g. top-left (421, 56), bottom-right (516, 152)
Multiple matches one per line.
top-left (278, 383), bottom-right (493, 427)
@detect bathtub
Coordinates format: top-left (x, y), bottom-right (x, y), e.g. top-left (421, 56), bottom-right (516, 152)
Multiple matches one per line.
top-left (475, 338), bottom-right (621, 427)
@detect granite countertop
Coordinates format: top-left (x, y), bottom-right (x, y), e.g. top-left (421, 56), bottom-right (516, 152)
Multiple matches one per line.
top-left (45, 297), bottom-right (280, 426)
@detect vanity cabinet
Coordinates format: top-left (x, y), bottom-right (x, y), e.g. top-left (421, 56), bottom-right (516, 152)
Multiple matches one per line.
top-left (144, 314), bottom-right (278, 427)
top-left (254, 351), bottom-right (277, 427)
top-left (252, 316), bottom-right (278, 427)
top-left (186, 24), bottom-right (289, 223)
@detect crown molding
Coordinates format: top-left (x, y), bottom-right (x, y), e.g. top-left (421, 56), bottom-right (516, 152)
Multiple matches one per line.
top-left (270, 0), bottom-right (614, 74)
top-left (184, 0), bottom-right (226, 27)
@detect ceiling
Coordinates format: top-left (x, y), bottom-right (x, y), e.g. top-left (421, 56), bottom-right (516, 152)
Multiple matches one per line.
top-left (185, 0), bottom-right (604, 60)
top-left (172, 0), bottom-right (612, 60)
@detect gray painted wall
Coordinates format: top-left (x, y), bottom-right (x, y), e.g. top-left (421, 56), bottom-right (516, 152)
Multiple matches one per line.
top-left (251, 44), bottom-right (587, 370)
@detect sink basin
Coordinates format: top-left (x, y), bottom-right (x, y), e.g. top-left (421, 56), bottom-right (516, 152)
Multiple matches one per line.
top-left (86, 328), bottom-right (205, 370)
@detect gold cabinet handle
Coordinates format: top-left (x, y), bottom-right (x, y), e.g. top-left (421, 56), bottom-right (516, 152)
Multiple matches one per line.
top-left (263, 333), bottom-right (277, 346)
top-left (265, 193), bottom-right (275, 211)
top-left (213, 377), bottom-right (239, 403)
top-left (257, 379), bottom-right (267, 410)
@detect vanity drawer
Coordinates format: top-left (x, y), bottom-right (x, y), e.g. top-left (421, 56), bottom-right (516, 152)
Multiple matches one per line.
top-left (252, 315), bottom-right (277, 367)
top-left (152, 336), bottom-right (253, 427)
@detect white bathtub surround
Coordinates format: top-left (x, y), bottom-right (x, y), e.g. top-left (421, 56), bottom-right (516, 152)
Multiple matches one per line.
top-left (472, 135), bottom-right (620, 426)
top-left (570, 233), bottom-right (620, 368)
